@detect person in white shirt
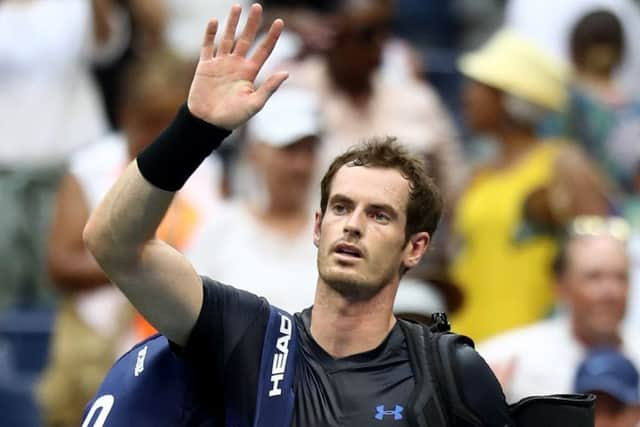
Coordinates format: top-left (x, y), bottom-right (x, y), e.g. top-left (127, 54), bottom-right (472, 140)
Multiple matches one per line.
top-left (0, 0), bottom-right (129, 309)
top-left (185, 87), bottom-right (321, 313)
top-left (478, 216), bottom-right (640, 403)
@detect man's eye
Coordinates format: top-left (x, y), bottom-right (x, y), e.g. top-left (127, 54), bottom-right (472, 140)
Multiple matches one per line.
top-left (333, 204), bottom-right (346, 214)
top-left (373, 212), bottom-right (390, 223)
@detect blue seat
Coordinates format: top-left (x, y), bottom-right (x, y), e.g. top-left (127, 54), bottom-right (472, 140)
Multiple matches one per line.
top-left (0, 307), bottom-right (55, 427)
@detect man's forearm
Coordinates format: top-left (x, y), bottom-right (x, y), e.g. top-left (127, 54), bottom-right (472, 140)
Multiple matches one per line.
top-left (83, 162), bottom-right (175, 270)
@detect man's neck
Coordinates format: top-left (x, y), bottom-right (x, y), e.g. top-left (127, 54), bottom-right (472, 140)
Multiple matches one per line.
top-left (309, 280), bottom-right (397, 358)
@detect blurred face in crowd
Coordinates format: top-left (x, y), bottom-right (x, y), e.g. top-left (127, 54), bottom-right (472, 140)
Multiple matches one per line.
top-left (122, 93), bottom-right (186, 159)
top-left (249, 136), bottom-right (318, 212)
top-left (326, 2), bottom-right (391, 95)
top-left (463, 80), bottom-right (504, 133)
top-left (314, 165), bottom-right (423, 299)
top-left (593, 392), bottom-right (640, 427)
top-left (558, 235), bottom-right (629, 344)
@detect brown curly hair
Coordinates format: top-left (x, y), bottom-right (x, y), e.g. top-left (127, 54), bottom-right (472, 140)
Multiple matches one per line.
top-left (319, 137), bottom-right (442, 241)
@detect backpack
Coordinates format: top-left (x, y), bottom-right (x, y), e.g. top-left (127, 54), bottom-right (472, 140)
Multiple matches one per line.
top-left (82, 308), bottom-right (595, 427)
top-left (398, 313), bottom-right (595, 427)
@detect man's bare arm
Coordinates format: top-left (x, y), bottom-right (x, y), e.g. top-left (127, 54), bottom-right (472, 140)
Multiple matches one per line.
top-left (83, 3), bottom-right (288, 346)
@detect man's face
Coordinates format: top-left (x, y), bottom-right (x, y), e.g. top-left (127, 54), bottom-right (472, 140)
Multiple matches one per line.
top-left (326, 7), bottom-right (390, 88)
top-left (463, 80), bottom-right (503, 133)
top-left (314, 165), bottom-right (428, 299)
top-left (123, 93), bottom-right (185, 158)
top-left (251, 136), bottom-right (317, 210)
top-left (560, 236), bottom-right (629, 341)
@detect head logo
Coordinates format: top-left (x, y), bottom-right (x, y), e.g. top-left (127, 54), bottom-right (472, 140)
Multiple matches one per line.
top-left (375, 404), bottom-right (404, 421)
top-left (134, 345), bottom-right (148, 377)
top-left (268, 314), bottom-right (292, 397)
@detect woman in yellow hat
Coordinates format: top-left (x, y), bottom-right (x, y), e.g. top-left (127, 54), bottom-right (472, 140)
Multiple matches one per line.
top-left (450, 29), bottom-right (611, 342)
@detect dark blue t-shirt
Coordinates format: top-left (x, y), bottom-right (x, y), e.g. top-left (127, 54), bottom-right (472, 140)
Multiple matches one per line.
top-left (181, 277), bottom-right (513, 426)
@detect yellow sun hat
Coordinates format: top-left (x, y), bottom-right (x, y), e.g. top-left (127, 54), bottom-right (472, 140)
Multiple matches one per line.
top-left (459, 29), bottom-right (568, 112)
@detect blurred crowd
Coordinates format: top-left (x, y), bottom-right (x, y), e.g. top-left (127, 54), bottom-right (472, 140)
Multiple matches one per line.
top-left (2, 0), bottom-right (640, 426)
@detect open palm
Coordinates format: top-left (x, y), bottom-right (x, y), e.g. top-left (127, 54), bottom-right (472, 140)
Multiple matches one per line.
top-left (187, 3), bottom-right (289, 130)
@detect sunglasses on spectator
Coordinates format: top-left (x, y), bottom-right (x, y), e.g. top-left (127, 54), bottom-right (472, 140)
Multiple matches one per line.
top-left (566, 215), bottom-right (630, 242)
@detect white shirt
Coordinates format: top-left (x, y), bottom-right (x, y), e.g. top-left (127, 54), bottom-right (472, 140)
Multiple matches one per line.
top-left (163, 0), bottom-right (249, 59)
top-left (0, 0), bottom-right (122, 166)
top-left (478, 316), bottom-right (640, 403)
top-left (70, 133), bottom-right (222, 212)
top-left (626, 232), bottom-right (640, 329)
top-left (185, 201), bottom-right (318, 314)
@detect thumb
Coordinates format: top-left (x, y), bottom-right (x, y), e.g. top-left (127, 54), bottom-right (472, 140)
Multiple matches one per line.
top-left (251, 71), bottom-right (289, 111)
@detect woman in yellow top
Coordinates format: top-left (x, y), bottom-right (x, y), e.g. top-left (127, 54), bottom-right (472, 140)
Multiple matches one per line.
top-left (451, 30), bottom-right (611, 342)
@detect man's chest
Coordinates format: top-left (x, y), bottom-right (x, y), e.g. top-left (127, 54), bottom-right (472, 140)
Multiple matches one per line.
top-left (291, 358), bottom-right (415, 427)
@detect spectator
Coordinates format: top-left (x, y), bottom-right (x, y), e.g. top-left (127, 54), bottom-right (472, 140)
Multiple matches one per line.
top-left (566, 9), bottom-right (640, 198)
top-left (574, 348), bottom-right (640, 427)
top-left (478, 216), bottom-right (640, 403)
top-left (0, 0), bottom-right (127, 309)
top-left (37, 49), bottom-right (221, 427)
top-left (505, 0), bottom-right (640, 95)
top-left (185, 87), bottom-right (321, 312)
top-left (259, 0), bottom-right (340, 54)
top-left (391, 0), bottom-right (507, 132)
top-left (284, 0), bottom-right (465, 208)
top-left (162, 0), bottom-right (250, 59)
top-left (450, 29), bottom-right (610, 342)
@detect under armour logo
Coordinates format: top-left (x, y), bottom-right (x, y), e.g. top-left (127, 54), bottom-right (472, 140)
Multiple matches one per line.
top-left (375, 404), bottom-right (404, 421)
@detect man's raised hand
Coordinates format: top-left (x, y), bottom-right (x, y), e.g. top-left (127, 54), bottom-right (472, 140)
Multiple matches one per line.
top-left (187, 3), bottom-right (289, 129)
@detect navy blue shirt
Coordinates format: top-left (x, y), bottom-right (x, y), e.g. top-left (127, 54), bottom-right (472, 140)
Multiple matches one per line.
top-left (182, 277), bottom-right (513, 426)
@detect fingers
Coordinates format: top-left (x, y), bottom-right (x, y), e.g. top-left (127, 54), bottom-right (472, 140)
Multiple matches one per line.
top-left (233, 3), bottom-right (262, 57)
top-left (200, 19), bottom-right (219, 61)
top-left (253, 71), bottom-right (289, 109)
top-left (249, 18), bottom-right (284, 68)
top-left (218, 4), bottom-right (242, 55)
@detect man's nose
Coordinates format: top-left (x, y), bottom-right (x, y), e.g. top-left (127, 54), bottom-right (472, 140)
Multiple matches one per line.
top-left (343, 210), bottom-right (365, 238)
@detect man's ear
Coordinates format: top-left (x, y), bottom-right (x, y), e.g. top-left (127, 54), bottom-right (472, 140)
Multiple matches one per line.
top-left (313, 210), bottom-right (322, 248)
top-left (402, 232), bottom-right (430, 269)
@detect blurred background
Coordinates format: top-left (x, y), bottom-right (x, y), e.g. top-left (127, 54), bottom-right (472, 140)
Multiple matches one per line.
top-left (2, 0), bottom-right (640, 426)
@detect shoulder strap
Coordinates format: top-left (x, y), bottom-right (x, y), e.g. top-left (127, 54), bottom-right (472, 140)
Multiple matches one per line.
top-left (399, 319), bottom-right (449, 427)
top-left (252, 306), bottom-right (299, 427)
top-left (401, 313), bottom-right (483, 427)
top-left (432, 333), bottom-right (483, 426)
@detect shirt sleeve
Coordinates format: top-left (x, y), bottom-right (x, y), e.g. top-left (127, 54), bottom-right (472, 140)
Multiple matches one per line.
top-left (181, 276), bottom-right (270, 384)
top-left (454, 343), bottom-right (515, 427)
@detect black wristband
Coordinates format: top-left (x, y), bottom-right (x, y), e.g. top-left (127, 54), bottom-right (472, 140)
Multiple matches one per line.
top-left (136, 104), bottom-right (232, 191)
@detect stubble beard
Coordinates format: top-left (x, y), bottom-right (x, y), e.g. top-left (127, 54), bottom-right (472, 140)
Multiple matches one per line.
top-left (318, 257), bottom-right (397, 302)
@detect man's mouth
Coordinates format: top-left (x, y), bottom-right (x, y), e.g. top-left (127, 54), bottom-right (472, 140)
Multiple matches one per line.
top-left (333, 243), bottom-right (363, 258)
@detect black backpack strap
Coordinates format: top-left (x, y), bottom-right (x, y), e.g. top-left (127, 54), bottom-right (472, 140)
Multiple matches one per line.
top-left (432, 333), bottom-right (483, 426)
top-left (401, 312), bottom-right (486, 427)
top-left (399, 319), bottom-right (448, 427)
